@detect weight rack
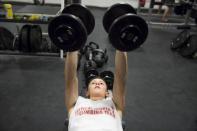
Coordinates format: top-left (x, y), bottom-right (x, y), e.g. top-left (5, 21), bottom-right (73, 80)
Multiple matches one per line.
top-left (147, 0), bottom-right (197, 28)
top-left (0, 0), bottom-right (81, 58)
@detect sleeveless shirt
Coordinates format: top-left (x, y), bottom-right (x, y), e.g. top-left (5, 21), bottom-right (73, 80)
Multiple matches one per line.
top-left (68, 96), bottom-right (123, 131)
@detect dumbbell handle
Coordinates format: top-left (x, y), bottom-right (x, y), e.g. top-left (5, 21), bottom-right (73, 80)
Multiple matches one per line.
top-left (88, 50), bottom-right (93, 60)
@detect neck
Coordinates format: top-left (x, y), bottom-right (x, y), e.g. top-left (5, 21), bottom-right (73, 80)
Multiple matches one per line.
top-left (90, 96), bottom-right (105, 101)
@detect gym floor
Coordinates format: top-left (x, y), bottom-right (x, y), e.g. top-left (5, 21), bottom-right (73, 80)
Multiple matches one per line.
top-left (0, 5), bottom-right (197, 131)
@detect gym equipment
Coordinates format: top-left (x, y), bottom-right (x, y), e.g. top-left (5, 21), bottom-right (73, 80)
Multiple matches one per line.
top-left (48, 4), bottom-right (95, 51)
top-left (19, 24), bottom-right (31, 52)
top-left (28, 14), bottom-right (41, 21)
top-left (85, 69), bottom-right (99, 86)
top-left (171, 30), bottom-right (190, 50)
top-left (92, 48), bottom-right (108, 68)
top-left (82, 42), bottom-right (99, 59)
top-left (82, 42), bottom-right (108, 68)
top-left (179, 34), bottom-right (197, 58)
top-left (191, 7), bottom-right (197, 19)
top-left (174, 3), bottom-right (188, 15)
top-left (18, 24), bottom-right (59, 53)
top-left (149, 0), bottom-right (164, 8)
top-left (147, 0), bottom-right (197, 28)
top-left (50, 42), bottom-right (59, 53)
top-left (100, 70), bottom-right (114, 90)
top-left (0, 27), bottom-right (14, 50)
top-left (18, 24), bottom-right (43, 52)
top-left (29, 25), bottom-right (42, 52)
top-left (34, 0), bottom-right (45, 5)
top-left (61, 3), bottom-right (94, 38)
top-left (40, 38), bottom-right (50, 52)
top-left (103, 3), bottom-right (148, 51)
top-left (72, 0), bottom-right (81, 3)
top-left (83, 49), bottom-right (97, 75)
top-left (3, 4), bottom-right (13, 19)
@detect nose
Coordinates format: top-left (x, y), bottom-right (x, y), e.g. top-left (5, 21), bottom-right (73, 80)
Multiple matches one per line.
top-left (95, 83), bottom-right (100, 85)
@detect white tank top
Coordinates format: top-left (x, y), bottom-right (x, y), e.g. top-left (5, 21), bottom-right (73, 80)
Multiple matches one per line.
top-left (68, 96), bottom-right (123, 131)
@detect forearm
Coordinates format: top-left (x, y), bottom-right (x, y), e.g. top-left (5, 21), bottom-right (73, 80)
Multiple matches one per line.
top-left (65, 51), bottom-right (78, 84)
top-left (114, 50), bottom-right (128, 82)
top-left (64, 51), bottom-right (79, 109)
top-left (113, 50), bottom-right (128, 111)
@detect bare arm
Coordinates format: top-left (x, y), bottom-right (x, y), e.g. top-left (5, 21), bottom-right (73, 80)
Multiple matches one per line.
top-left (113, 50), bottom-right (128, 112)
top-left (65, 51), bottom-right (79, 113)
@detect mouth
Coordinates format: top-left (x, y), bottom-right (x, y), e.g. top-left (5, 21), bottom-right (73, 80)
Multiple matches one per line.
top-left (95, 86), bottom-right (100, 89)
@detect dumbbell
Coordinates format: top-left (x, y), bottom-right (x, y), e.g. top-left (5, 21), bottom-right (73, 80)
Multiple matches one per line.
top-left (171, 30), bottom-right (190, 51)
top-left (48, 4), bottom-right (95, 52)
top-left (85, 69), bottom-right (99, 86)
top-left (83, 50), bottom-right (97, 75)
top-left (82, 42), bottom-right (99, 59)
top-left (103, 3), bottom-right (148, 51)
top-left (179, 34), bottom-right (197, 58)
top-left (92, 48), bottom-right (108, 68)
top-left (100, 70), bottom-right (114, 90)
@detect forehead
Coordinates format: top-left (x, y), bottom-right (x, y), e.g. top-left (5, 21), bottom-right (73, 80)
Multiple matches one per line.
top-left (90, 78), bottom-right (105, 83)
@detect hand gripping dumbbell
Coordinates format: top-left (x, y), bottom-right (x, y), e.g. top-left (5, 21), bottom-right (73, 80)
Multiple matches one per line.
top-left (103, 3), bottom-right (148, 51)
top-left (48, 4), bottom-right (95, 52)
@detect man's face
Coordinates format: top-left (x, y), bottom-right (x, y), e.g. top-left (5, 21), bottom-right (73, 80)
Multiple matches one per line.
top-left (87, 78), bottom-right (108, 100)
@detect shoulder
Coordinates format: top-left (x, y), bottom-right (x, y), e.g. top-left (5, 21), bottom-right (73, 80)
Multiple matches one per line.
top-left (105, 97), bottom-right (123, 118)
top-left (68, 96), bottom-right (87, 116)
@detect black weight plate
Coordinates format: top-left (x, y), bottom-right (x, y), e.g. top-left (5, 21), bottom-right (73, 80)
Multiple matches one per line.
top-left (109, 14), bottom-right (148, 51)
top-left (179, 35), bottom-right (197, 58)
top-left (30, 25), bottom-right (42, 52)
top-left (191, 8), bottom-right (197, 19)
top-left (85, 69), bottom-right (99, 85)
top-left (0, 27), bottom-right (14, 50)
top-left (19, 24), bottom-right (31, 52)
top-left (62, 4), bottom-right (95, 35)
top-left (40, 38), bottom-right (49, 52)
top-left (48, 14), bottom-right (87, 52)
top-left (100, 70), bottom-right (114, 90)
top-left (100, 70), bottom-right (114, 78)
top-left (13, 38), bottom-right (20, 51)
top-left (103, 3), bottom-right (136, 33)
top-left (171, 30), bottom-right (190, 50)
top-left (50, 43), bottom-right (59, 53)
